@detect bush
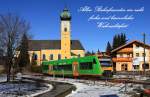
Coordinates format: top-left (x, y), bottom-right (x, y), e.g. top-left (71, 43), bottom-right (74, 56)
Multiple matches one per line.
top-left (31, 65), bottom-right (42, 73)
top-left (0, 65), bottom-right (5, 74)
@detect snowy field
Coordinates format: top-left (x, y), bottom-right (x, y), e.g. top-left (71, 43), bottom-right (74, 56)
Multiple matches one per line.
top-left (1, 74), bottom-right (147, 97)
top-left (45, 78), bottom-right (139, 97)
top-left (113, 74), bottom-right (149, 81)
top-left (0, 74), bottom-right (7, 82)
top-left (24, 75), bottom-right (145, 97)
top-left (0, 74), bottom-right (53, 97)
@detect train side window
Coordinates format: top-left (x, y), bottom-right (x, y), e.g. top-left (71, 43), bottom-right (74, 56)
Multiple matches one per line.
top-left (80, 62), bottom-right (93, 70)
top-left (53, 65), bottom-right (59, 71)
top-left (93, 59), bottom-right (96, 64)
top-left (63, 64), bottom-right (72, 71)
top-left (53, 64), bottom-right (72, 71)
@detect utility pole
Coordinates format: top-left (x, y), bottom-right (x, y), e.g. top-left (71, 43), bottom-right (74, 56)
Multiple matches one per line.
top-left (143, 33), bottom-right (146, 75)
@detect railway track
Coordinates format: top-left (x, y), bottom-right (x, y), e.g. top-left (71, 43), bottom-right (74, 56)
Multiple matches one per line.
top-left (107, 79), bottom-right (150, 85)
top-left (83, 77), bottom-right (150, 85)
top-left (31, 73), bottom-right (150, 85)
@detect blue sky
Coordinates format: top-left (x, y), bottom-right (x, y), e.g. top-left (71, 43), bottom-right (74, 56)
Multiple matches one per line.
top-left (0, 0), bottom-right (150, 52)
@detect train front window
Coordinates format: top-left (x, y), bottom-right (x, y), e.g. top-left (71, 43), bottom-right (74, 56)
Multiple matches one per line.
top-left (80, 62), bottom-right (93, 70)
top-left (93, 59), bottom-right (96, 64)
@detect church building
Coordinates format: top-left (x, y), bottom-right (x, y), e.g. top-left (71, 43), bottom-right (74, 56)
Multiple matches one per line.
top-left (28, 8), bottom-right (85, 65)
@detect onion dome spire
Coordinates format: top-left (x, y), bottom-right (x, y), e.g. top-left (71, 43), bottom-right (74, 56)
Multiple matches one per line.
top-left (60, 8), bottom-right (71, 20)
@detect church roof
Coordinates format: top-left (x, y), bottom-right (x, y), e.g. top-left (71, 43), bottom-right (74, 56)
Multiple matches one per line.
top-left (28, 40), bottom-right (84, 51)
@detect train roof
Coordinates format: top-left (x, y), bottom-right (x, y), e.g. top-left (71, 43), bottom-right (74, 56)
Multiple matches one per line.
top-left (42, 56), bottom-right (98, 65)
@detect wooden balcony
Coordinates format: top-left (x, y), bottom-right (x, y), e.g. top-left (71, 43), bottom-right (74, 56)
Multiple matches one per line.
top-left (118, 48), bottom-right (133, 53)
top-left (112, 57), bottom-right (132, 62)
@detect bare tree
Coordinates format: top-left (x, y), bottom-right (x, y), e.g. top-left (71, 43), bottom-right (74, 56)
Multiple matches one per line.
top-left (0, 13), bottom-right (30, 82)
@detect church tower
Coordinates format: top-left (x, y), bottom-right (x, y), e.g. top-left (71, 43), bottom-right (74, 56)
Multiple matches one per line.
top-left (60, 8), bottom-right (71, 59)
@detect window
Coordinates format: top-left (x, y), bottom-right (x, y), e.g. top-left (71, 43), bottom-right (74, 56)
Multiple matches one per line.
top-left (136, 53), bottom-right (139, 57)
top-left (100, 61), bottom-right (112, 67)
top-left (93, 59), bottom-right (96, 64)
top-left (58, 54), bottom-right (61, 60)
top-left (78, 54), bottom-right (80, 57)
top-left (53, 64), bottom-right (72, 71)
top-left (142, 53), bottom-right (146, 57)
top-left (143, 63), bottom-right (149, 69)
top-left (127, 54), bottom-right (130, 57)
top-left (120, 54), bottom-right (123, 57)
top-left (133, 65), bottom-right (139, 69)
top-left (64, 27), bottom-right (67, 32)
top-left (43, 54), bottom-right (46, 60)
top-left (136, 45), bottom-right (139, 48)
top-left (50, 54), bottom-right (53, 60)
top-left (80, 62), bottom-right (93, 70)
top-left (33, 53), bottom-right (38, 60)
top-left (121, 64), bottom-right (128, 71)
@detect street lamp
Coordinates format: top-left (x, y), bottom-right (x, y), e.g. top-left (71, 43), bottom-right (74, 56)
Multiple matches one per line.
top-left (142, 32), bottom-right (146, 75)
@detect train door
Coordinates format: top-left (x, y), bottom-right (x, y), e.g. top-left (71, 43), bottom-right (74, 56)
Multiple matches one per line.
top-left (48, 65), bottom-right (53, 75)
top-left (73, 61), bottom-right (79, 77)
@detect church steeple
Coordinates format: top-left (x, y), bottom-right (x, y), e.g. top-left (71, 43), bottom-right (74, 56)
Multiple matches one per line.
top-left (60, 8), bottom-right (71, 59)
top-left (60, 8), bottom-right (71, 20)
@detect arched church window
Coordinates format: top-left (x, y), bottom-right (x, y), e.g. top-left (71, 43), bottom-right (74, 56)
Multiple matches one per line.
top-left (43, 54), bottom-right (46, 60)
top-left (34, 54), bottom-right (38, 60)
top-left (64, 27), bottom-right (67, 32)
top-left (50, 54), bottom-right (53, 60)
top-left (78, 54), bottom-right (80, 57)
top-left (58, 54), bottom-right (61, 60)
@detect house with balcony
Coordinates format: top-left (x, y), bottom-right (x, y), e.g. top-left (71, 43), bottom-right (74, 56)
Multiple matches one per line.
top-left (111, 40), bottom-right (150, 71)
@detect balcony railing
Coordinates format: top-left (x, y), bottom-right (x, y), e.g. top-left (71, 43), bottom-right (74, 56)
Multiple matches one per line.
top-left (112, 57), bottom-right (132, 62)
top-left (118, 48), bottom-right (133, 53)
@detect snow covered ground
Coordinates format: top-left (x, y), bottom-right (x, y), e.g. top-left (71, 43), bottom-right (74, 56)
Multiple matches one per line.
top-left (0, 74), bottom-right (53, 97)
top-left (46, 77), bottom-right (138, 97)
top-left (113, 74), bottom-right (149, 81)
top-left (24, 75), bottom-right (143, 97)
top-left (1, 74), bottom-right (146, 97)
top-left (0, 74), bottom-right (7, 82)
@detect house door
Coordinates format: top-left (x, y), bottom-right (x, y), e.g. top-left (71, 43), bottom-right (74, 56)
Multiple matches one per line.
top-left (121, 64), bottom-right (128, 71)
top-left (73, 62), bottom-right (79, 77)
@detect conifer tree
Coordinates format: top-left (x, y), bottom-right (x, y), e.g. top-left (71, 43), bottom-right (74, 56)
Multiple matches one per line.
top-left (106, 41), bottom-right (112, 55)
top-left (112, 35), bottom-right (117, 49)
top-left (31, 53), bottom-right (37, 66)
top-left (97, 49), bottom-right (100, 54)
top-left (112, 33), bottom-right (127, 50)
top-left (18, 33), bottom-right (30, 72)
top-left (85, 51), bottom-right (91, 56)
top-left (91, 50), bottom-right (95, 55)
